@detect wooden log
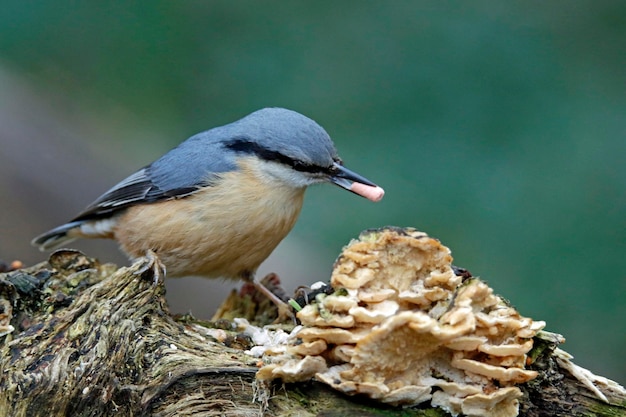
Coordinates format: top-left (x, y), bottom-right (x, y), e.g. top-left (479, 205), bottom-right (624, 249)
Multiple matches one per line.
top-left (0, 247), bottom-right (624, 417)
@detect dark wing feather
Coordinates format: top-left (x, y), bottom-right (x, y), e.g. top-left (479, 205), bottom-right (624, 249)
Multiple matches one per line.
top-left (70, 167), bottom-right (199, 221)
top-left (71, 131), bottom-right (239, 222)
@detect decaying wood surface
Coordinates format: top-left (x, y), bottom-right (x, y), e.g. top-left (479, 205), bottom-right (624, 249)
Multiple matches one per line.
top-left (0, 249), bottom-right (624, 417)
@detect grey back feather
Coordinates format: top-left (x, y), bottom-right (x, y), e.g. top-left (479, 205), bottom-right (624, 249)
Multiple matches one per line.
top-left (72, 108), bottom-right (337, 222)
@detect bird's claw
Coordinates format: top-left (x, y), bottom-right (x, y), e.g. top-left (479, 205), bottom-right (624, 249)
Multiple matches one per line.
top-left (274, 300), bottom-right (297, 324)
top-left (133, 249), bottom-right (166, 285)
top-left (253, 274), bottom-right (296, 324)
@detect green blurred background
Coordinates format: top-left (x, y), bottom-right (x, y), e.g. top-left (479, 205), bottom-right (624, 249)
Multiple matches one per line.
top-left (1, 1), bottom-right (624, 383)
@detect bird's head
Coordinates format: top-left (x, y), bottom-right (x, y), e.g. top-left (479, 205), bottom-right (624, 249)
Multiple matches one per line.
top-left (221, 107), bottom-right (384, 202)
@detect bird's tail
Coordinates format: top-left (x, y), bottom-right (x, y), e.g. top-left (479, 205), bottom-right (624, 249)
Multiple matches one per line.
top-left (31, 221), bottom-right (84, 251)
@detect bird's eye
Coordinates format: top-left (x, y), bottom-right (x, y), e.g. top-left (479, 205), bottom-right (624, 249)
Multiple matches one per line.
top-left (293, 160), bottom-right (306, 170)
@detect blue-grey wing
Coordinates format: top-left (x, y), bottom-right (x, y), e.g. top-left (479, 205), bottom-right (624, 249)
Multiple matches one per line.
top-left (72, 132), bottom-right (237, 221)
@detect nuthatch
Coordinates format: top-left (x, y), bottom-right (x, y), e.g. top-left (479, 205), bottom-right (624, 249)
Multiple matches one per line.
top-left (32, 108), bottom-right (384, 301)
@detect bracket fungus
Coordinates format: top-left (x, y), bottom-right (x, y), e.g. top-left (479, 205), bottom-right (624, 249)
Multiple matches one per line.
top-left (257, 227), bottom-right (545, 417)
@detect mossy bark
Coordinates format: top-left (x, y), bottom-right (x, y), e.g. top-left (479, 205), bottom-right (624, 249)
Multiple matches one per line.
top-left (0, 250), bottom-right (624, 417)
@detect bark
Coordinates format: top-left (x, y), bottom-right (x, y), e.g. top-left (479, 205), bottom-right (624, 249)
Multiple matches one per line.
top-left (0, 249), bottom-right (624, 417)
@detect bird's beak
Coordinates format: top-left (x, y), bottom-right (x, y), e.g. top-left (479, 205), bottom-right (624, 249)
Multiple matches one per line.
top-left (330, 162), bottom-right (385, 202)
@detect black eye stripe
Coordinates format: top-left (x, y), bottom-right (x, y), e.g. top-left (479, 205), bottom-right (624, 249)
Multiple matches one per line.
top-left (224, 138), bottom-right (333, 175)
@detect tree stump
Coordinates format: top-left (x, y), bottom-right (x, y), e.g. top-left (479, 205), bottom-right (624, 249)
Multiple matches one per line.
top-left (1, 229), bottom-right (624, 417)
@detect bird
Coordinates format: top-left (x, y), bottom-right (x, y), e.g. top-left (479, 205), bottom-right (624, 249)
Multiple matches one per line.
top-left (32, 108), bottom-right (384, 305)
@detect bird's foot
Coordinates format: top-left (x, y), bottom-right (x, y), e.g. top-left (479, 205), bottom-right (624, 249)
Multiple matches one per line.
top-left (133, 249), bottom-right (166, 285)
top-left (251, 273), bottom-right (296, 324)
